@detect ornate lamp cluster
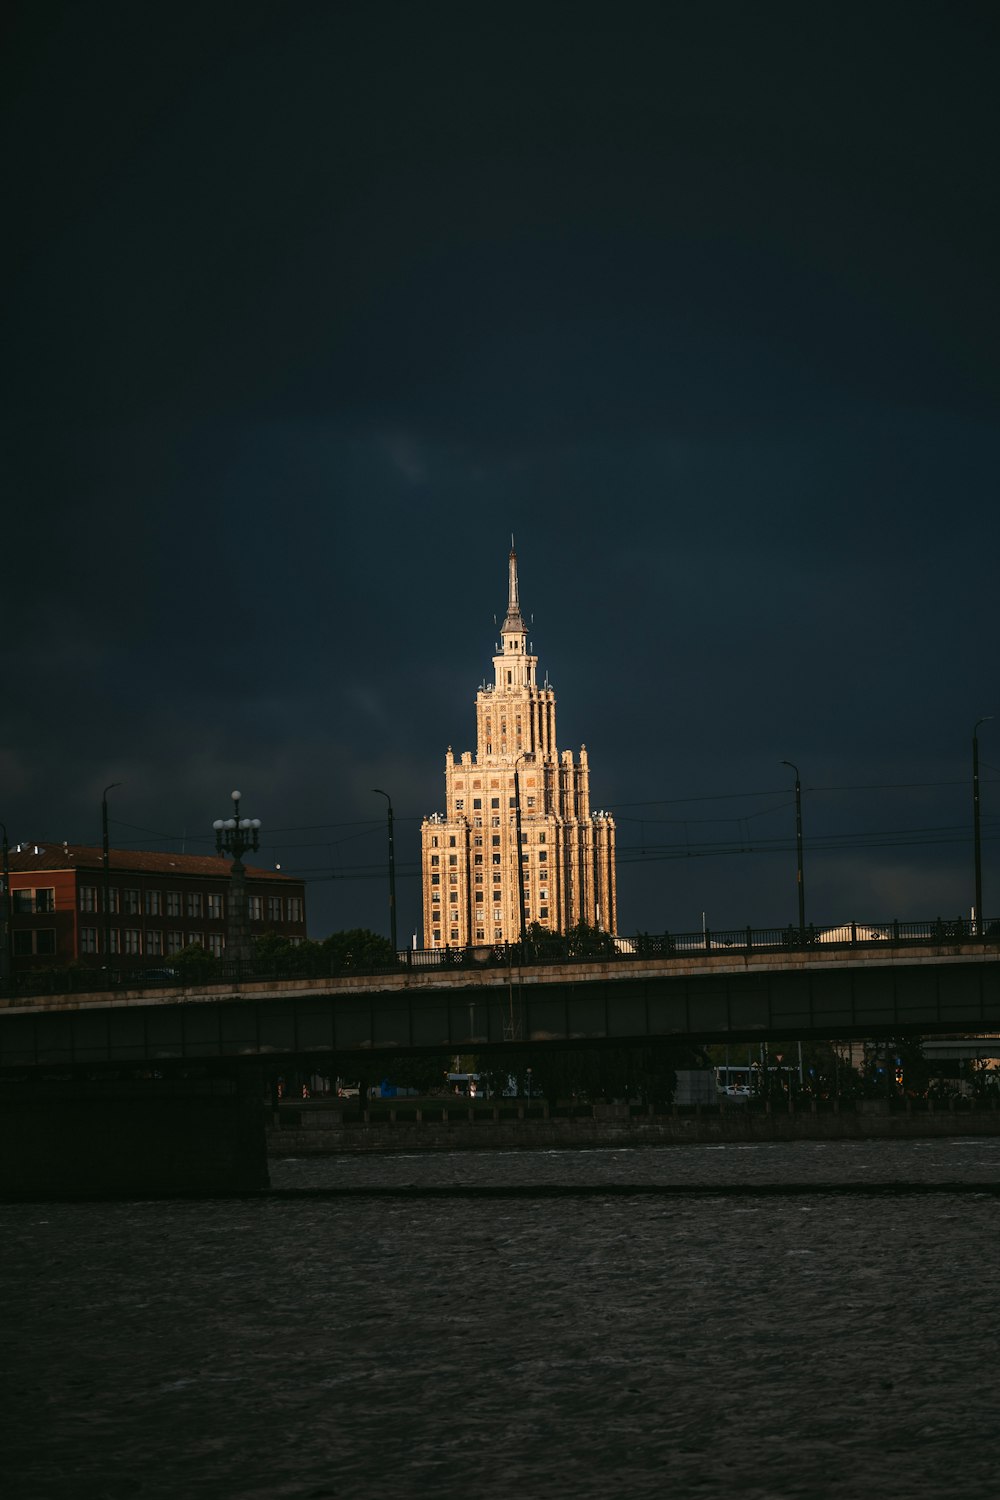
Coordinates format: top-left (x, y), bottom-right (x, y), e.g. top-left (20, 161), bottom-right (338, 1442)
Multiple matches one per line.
top-left (213, 790), bottom-right (261, 862)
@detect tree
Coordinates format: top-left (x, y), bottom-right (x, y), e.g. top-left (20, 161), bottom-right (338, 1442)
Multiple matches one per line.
top-left (321, 928), bottom-right (396, 970)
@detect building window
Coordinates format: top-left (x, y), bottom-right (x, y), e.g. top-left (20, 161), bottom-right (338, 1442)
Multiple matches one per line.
top-left (492, 835), bottom-right (500, 847)
top-left (106, 888), bottom-right (120, 915)
top-left (12, 890), bottom-right (33, 914)
top-left (431, 855), bottom-right (439, 866)
top-left (432, 892), bottom-right (440, 904)
top-left (448, 855), bottom-right (457, 866)
top-left (475, 928), bottom-right (485, 941)
top-left (124, 929), bottom-right (142, 956)
top-left (187, 932), bottom-right (203, 950)
top-left (432, 929), bottom-right (441, 942)
top-left (474, 890), bottom-right (483, 903)
top-left (491, 816), bottom-right (500, 828)
top-left (207, 934), bottom-right (224, 957)
top-left (540, 907), bottom-right (549, 919)
top-left (186, 892), bottom-right (203, 919)
top-left (248, 895), bottom-right (263, 921)
top-left (287, 896), bottom-right (303, 923)
top-left (539, 851), bottom-right (547, 862)
top-left (449, 874), bottom-right (457, 885)
top-left (492, 854), bottom-right (501, 865)
top-left (474, 854), bottom-right (483, 866)
top-left (166, 892), bottom-right (181, 918)
top-left (538, 833), bottom-right (546, 844)
top-left (527, 796), bottom-right (535, 808)
top-left (78, 926), bottom-right (98, 954)
top-left (35, 888), bottom-right (56, 913)
top-left (491, 798), bottom-right (499, 809)
top-left (431, 836), bottom-right (438, 848)
top-left (145, 890), bottom-right (161, 917)
top-left (449, 836), bottom-right (456, 847)
top-left (123, 888), bottom-right (140, 915)
top-left (474, 835), bottom-right (483, 847)
top-left (167, 931), bottom-right (183, 954)
top-left (455, 799), bottom-right (464, 811)
top-left (12, 931), bottom-right (32, 956)
top-left (473, 798), bottom-right (482, 810)
top-left (80, 886), bottom-right (98, 913)
top-left (109, 929), bottom-right (121, 955)
top-left (450, 929), bottom-right (459, 942)
top-left (207, 893), bottom-right (223, 920)
top-left (431, 874), bottom-right (440, 886)
top-left (146, 929), bottom-right (163, 956)
top-left (267, 896), bottom-right (283, 922)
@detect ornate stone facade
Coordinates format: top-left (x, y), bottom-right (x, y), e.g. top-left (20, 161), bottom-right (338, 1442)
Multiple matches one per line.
top-left (421, 548), bottom-right (617, 947)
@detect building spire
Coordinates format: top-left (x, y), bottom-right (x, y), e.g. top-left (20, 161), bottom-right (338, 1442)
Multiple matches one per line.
top-left (503, 542), bottom-right (525, 632)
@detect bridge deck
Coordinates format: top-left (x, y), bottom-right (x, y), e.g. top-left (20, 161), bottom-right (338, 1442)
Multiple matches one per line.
top-left (2, 944), bottom-right (999, 1069)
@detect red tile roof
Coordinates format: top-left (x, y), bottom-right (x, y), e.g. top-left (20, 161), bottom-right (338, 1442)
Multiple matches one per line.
top-left (7, 843), bottom-right (299, 883)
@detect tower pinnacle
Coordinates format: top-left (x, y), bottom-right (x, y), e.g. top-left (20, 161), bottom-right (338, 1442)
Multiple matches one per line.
top-left (503, 545), bottom-right (525, 632)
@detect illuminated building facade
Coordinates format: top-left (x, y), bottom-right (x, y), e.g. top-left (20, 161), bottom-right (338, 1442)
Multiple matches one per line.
top-left (421, 548), bottom-right (616, 947)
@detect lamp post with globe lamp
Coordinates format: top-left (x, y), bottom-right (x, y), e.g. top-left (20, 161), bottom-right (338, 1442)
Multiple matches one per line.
top-left (213, 791), bottom-right (261, 963)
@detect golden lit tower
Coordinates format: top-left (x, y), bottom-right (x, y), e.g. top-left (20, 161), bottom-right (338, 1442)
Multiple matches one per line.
top-left (421, 547), bottom-right (617, 947)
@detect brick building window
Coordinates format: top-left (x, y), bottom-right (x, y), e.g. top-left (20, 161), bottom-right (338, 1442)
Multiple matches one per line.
top-left (167, 931), bottom-right (183, 954)
top-left (267, 896), bottom-right (283, 922)
top-left (124, 929), bottom-right (141, 956)
top-left (207, 934), bottom-right (224, 957)
top-left (145, 890), bottom-right (161, 916)
top-left (166, 892), bottom-right (181, 917)
top-left (287, 897), bottom-right (303, 923)
top-left (123, 888), bottom-right (140, 915)
top-left (147, 930), bottom-right (163, 956)
top-left (187, 932), bottom-right (203, 949)
top-left (207, 893), bottom-right (223, 920)
top-left (186, 892), bottom-right (203, 919)
top-left (80, 886), bottom-right (98, 913)
top-left (249, 895), bottom-right (263, 921)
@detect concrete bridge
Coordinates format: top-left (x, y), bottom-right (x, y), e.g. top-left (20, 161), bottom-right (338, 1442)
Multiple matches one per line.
top-left (5, 937), bottom-right (997, 1198)
top-left (3, 938), bottom-right (999, 1070)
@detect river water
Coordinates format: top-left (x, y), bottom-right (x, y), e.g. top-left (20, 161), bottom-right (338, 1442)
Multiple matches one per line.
top-left (3, 1138), bottom-right (999, 1499)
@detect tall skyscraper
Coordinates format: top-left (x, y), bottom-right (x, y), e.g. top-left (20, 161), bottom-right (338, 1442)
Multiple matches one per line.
top-left (421, 547), bottom-right (617, 947)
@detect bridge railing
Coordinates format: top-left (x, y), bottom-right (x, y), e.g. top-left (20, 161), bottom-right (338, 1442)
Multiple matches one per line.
top-left (2, 916), bottom-right (996, 1001)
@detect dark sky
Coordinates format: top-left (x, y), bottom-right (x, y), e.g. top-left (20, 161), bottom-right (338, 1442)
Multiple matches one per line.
top-left (4, 1), bottom-right (999, 942)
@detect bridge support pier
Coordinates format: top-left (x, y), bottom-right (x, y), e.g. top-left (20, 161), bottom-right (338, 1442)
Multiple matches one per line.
top-left (0, 1065), bottom-right (269, 1200)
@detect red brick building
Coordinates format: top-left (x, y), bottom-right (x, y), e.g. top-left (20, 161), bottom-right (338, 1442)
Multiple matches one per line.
top-left (5, 843), bottom-right (307, 969)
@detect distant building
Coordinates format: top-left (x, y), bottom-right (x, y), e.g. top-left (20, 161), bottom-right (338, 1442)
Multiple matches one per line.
top-left (5, 842), bottom-right (306, 969)
top-left (420, 547), bottom-right (617, 947)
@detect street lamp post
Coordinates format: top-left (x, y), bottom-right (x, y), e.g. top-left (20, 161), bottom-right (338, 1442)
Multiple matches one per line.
top-left (512, 759), bottom-right (528, 946)
top-left (372, 789), bottom-right (397, 955)
top-left (0, 820), bottom-right (11, 993)
top-left (213, 791), bottom-right (261, 963)
top-left (781, 760), bottom-right (806, 938)
top-left (973, 718), bottom-right (992, 935)
top-left (102, 782), bottom-right (121, 967)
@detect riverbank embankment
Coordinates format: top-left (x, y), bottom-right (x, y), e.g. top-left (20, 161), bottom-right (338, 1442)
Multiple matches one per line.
top-left (268, 1097), bottom-right (1000, 1154)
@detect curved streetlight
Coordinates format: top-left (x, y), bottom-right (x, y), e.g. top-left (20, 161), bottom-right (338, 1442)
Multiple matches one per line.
top-left (102, 782), bottom-right (122, 965)
top-left (780, 761), bottom-right (806, 937)
top-left (973, 718), bottom-right (992, 935)
top-left (372, 789), bottom-right (397, 956)
top-left (213, 790), bottom-right (261, 962)
top-left (0, 819), bottom-right (10, 992)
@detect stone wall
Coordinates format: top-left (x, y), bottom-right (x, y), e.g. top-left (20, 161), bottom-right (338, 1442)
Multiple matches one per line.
top-left (268, 1098), bottom-right (1000, 1155)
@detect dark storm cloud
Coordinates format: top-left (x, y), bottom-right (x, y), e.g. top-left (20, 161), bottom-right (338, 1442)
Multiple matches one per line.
top-left (3, 1), bottom-right (999, 939)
